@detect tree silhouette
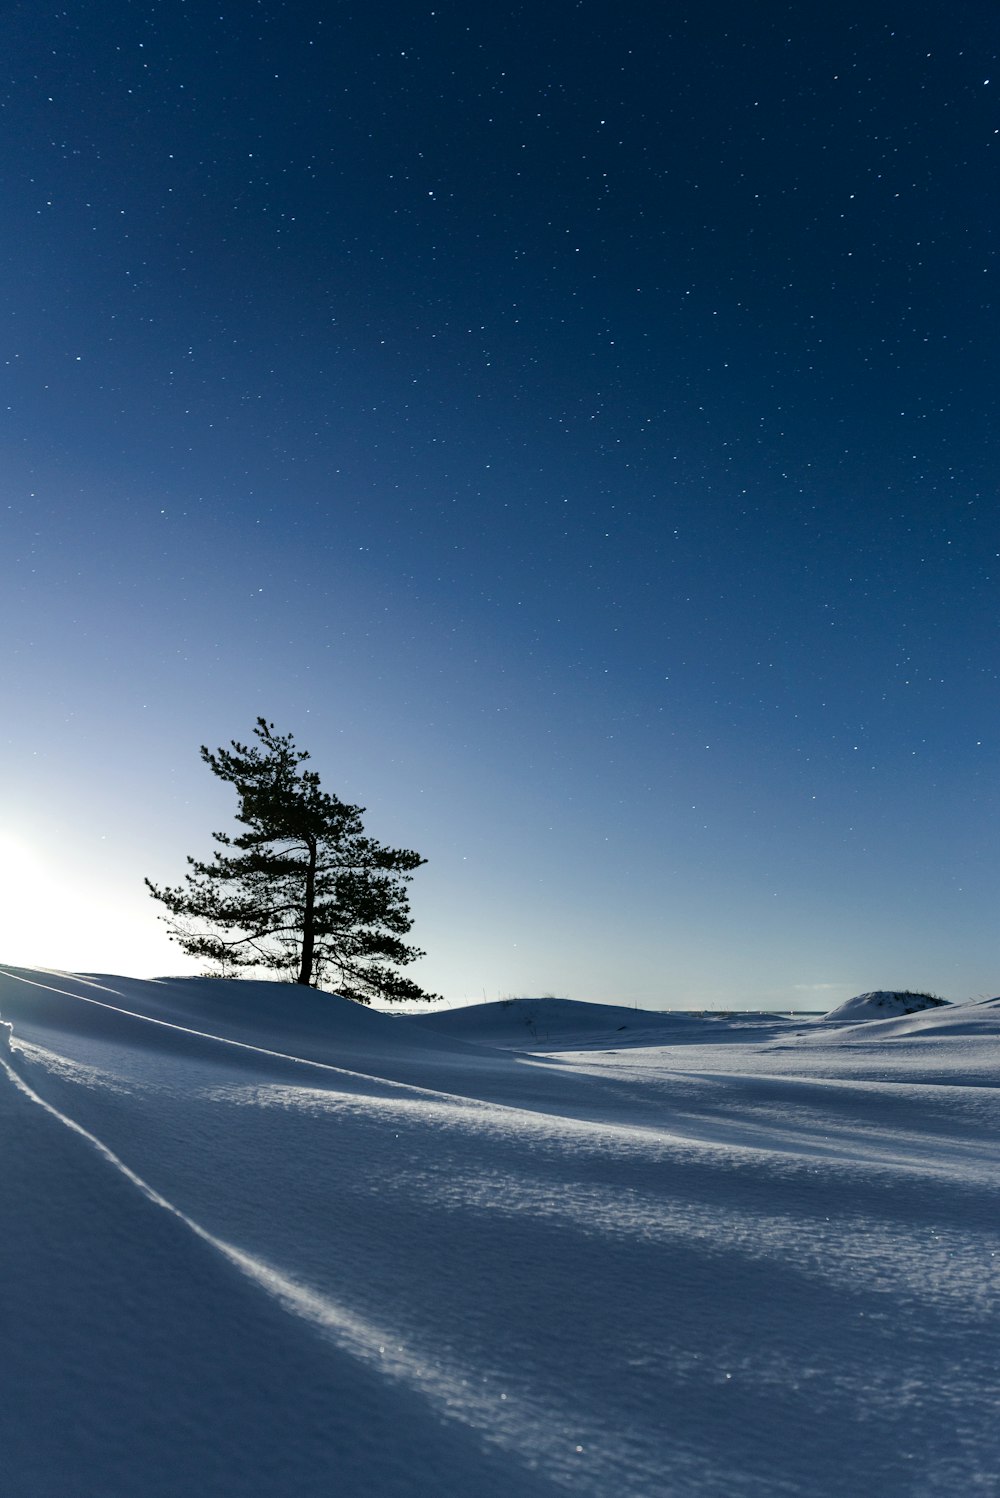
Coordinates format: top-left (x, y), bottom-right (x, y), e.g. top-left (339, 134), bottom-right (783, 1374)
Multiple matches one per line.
top-left (146, 719), bottom-right (438, 1002)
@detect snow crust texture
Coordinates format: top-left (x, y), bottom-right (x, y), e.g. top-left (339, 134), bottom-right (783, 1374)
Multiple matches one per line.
top-left (2, 968), bottom-right (999, 1498)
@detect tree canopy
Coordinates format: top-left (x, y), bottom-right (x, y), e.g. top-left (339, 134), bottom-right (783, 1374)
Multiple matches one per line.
top-left (145, 719), bottom-right (439, 1002)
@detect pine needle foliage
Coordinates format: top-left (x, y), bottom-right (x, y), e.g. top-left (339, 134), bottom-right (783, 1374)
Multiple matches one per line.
top-left (145, 719), bottom-right (439, 1002)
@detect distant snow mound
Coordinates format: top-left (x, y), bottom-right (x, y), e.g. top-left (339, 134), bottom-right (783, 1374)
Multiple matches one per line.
top-left (821, 990), bottom-right (951, 1023)
top-left (412, 996), bottom-right (674, 1050)
top-left (409, 996), bottom-right (778, 1050)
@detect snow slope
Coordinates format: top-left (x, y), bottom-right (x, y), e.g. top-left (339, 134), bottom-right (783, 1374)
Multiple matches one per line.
top-left (819, 989), bottom-right (952, 1023)
top-left (2, 967), bottom-right (999, 1497)
top-left (411, 995), bottom-right (783, 1050)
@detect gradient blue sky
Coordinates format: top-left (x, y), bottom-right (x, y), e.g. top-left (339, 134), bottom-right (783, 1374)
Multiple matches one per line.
top-left (2, 1), bottom-right (997, 1007)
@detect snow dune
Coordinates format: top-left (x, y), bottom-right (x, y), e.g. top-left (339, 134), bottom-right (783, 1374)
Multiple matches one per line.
top-left (818, 989), bottom-right (953, 1022)
top-left (2, 968), bottom-right (999, 1497)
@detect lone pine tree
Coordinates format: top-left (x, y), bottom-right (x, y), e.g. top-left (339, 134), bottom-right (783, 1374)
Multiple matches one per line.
top-left (145, 719), bottom-right (439, 1002)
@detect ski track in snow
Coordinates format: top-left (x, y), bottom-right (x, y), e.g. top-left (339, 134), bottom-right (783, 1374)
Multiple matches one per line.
top-left (2, 967), bottom-right (999, 1497)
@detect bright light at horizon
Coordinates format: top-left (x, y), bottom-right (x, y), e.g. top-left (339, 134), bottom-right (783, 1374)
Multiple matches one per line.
top-left (0, 830), bottom-right (194, 977)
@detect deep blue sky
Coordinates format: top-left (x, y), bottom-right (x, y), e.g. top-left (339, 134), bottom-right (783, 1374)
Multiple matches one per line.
top-left (2, 1), bottom-right (998, 1006)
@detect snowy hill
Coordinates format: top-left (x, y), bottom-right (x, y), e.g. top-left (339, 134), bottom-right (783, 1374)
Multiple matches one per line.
top-left (2, 965), bottom-right (999, 1497)
top-left (411, 995), bottom-right (787, 1050)
top-left (819, 989), bottom-right (952, 1023)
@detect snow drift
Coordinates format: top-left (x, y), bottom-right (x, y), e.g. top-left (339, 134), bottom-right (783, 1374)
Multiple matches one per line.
top-left (2, 965), bottom-right (999, 1497)
top-left (413, 995), bottom-right (783, 1050)
top-left (820, 989), bottom-right (952, 1023)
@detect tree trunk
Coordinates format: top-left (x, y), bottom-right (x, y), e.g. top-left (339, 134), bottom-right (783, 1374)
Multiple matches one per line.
top-left (297, 838), bottom-right (318, 985)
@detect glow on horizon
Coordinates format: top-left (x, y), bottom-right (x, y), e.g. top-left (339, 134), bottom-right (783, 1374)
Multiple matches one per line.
top-left (0, 829), bottom-right (197, 979)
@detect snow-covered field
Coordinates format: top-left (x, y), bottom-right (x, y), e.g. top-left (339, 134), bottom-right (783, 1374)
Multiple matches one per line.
top-left (2, 969), bottom-right (998, 1497)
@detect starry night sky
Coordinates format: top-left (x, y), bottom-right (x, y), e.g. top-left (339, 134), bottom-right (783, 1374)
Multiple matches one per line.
top-left (2, 1), bottom-right (998, 1007)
